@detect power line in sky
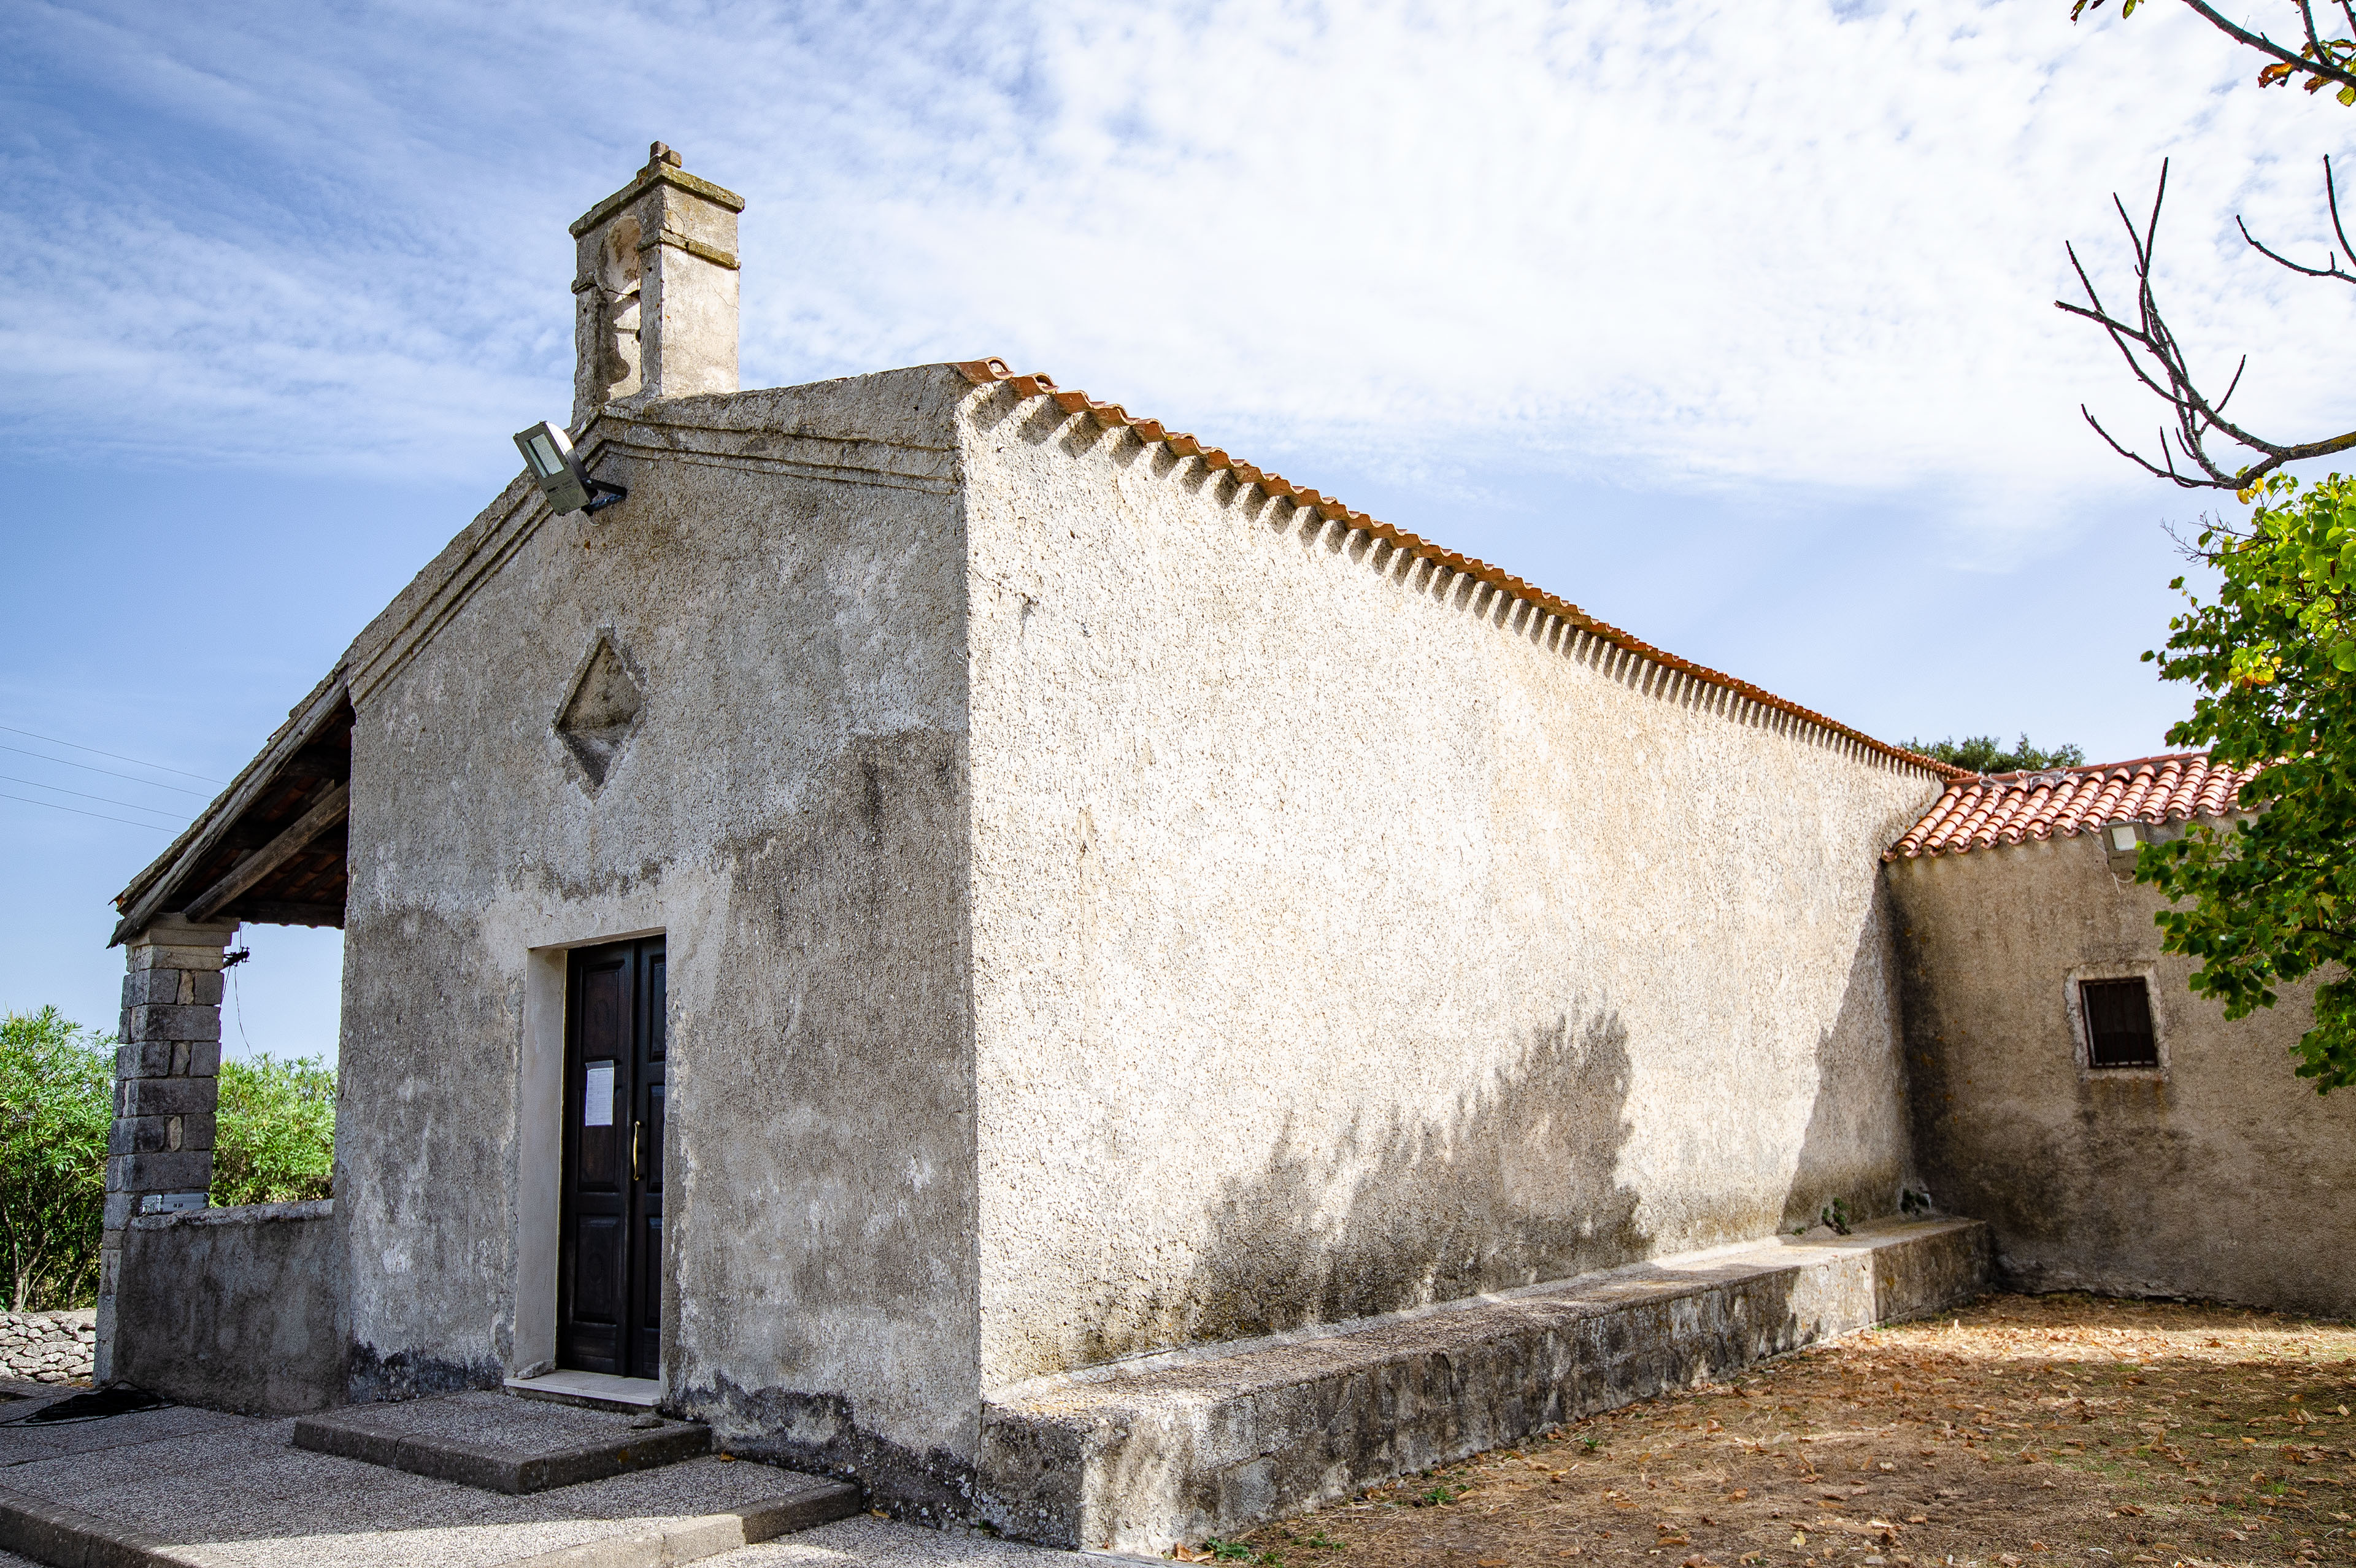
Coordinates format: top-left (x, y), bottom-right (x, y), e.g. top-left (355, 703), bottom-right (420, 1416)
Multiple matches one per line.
top-left (0, 743), bottom-right (217, 797)
top-left (0, 791), bottom-right (174, 831)
top-left (0, 774), bottom-right (192, 820)
top-left (0, 724), bottom-right (226, 785)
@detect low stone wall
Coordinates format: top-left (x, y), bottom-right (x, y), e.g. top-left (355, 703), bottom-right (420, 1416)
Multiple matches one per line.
top-left (114, 1199), bottom-right (345, 1414)
top-left (0, 1312), bottom-right (96, 1385)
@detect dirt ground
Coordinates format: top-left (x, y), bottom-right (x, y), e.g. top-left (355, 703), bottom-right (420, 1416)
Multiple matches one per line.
top-left (1209, 1293), bottom-right (2356, 1568)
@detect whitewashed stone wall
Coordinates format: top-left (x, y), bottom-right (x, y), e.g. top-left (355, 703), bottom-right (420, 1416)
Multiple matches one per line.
top-left (0, 1310), bottom-right (96, 1384)
top-left (959, 378), bottom-right (1948, 1388)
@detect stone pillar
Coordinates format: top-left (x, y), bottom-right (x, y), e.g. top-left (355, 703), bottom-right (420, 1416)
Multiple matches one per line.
top-left (94, 915), bottom-right (236, 1385)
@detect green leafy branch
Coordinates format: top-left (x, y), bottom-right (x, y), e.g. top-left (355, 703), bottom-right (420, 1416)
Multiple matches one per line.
top-left (2138, 474), bottom-right (2356, 1090)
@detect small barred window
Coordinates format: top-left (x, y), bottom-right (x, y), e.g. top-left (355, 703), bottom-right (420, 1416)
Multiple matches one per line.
top-left (2081, 977), bottom-right (2158, 1068)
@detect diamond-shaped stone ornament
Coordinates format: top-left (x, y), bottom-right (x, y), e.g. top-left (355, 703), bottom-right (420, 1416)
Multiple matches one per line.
top-left (555, 636), bottom-right (642, 789)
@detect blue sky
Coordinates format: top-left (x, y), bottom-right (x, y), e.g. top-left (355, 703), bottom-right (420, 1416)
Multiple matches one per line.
top-left (4, 0), bottom-right (2354, 1058)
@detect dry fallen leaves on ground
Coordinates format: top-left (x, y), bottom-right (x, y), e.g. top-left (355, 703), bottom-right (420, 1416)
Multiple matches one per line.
top-left (1210, 1293), bottom-right (2356, 1568)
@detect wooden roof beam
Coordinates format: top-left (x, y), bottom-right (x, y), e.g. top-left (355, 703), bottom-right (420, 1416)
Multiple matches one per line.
top-left (183, 783), bottom-right (350, 924)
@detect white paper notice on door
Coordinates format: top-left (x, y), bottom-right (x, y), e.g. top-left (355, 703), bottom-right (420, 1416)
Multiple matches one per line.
top-left (583, 1061), bottom-right (616, 1127)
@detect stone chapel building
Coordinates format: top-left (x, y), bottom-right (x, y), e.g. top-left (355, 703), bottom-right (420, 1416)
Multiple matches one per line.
top-left (91, 147), bottom-right (2356, 1550)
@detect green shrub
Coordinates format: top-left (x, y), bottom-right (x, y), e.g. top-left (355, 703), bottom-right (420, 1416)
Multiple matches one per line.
top-left (0, 1007), bottom-right (112, 1310)
top-left (212, 1053), bottom-right (336, 1207)
top-left (0, 1009), bottom-right (337, 1307)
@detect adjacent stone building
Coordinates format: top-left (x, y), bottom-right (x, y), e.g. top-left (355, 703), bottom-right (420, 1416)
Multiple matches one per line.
top-left (91, 147), bottom-right (2355, 1548)
top-left (1886, 753), bottom-right (2356, 1317)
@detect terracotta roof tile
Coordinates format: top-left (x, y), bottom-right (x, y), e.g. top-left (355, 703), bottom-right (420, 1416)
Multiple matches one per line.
top-left (952, 359), bottom-right (1964, 782)
top-left (1884, 751), bottom-right (2263, 861)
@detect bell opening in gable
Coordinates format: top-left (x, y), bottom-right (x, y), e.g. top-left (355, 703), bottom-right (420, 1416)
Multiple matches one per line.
top-left (594, 217), bottom-right (644, 404)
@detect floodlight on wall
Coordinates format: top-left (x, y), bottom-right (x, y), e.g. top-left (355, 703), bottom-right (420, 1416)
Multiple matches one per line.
top-left (2105, 821), bottom-right (2142, 853)
top-left (513, 421), bottom-right (628, 515)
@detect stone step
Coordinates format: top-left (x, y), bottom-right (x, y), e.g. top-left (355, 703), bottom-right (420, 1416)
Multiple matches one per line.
top-left (291, 1388), bottom-right (712, 1494)
top-left (979, 1215), bottom-right (1992, 1552)
top-left (0, 1380), bottom-right (865, 1568)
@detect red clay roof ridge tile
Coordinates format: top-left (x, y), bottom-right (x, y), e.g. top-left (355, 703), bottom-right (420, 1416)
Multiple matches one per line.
top-left (951, 358), bottom-right (1964, 783)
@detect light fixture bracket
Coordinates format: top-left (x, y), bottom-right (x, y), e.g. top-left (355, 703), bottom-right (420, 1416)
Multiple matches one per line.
top-left (513, 420), bottom-right (628, 516)
top-left (2101, 818), bottom-right (2147, 871)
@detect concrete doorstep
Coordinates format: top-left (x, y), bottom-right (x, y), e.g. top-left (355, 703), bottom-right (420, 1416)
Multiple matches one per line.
top-left (291, 1391), bottom-right (714, 1494)
top-left (0, 1380), bottom-right (859, 1568)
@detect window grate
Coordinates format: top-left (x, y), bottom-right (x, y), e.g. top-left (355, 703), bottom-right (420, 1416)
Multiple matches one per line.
top-left (2081, 977), bottom-right (2158, 1067)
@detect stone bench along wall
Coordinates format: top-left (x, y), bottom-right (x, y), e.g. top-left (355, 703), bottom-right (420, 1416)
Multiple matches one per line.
top-left (975, 1217), bottom-right (1992, 1551)
top-left (0, 1312), bottom-right (96, 1385)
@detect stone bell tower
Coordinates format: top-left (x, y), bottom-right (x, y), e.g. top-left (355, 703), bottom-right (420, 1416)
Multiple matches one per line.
top-left (570, 142), bottom-right (745, 428)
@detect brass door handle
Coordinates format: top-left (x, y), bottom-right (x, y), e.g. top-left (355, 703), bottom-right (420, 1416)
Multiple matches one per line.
top-left (632, 1119), bottom-right (645, 1183)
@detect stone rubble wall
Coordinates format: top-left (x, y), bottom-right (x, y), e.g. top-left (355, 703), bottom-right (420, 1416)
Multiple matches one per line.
top-left (0, 1310), bottom-right (97, 1385)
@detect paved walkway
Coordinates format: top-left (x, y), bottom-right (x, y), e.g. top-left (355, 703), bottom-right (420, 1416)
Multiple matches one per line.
top-left (0, 1380), bottom-right (1088, 1568)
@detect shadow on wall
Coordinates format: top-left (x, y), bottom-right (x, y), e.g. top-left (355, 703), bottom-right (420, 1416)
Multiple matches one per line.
top-left (1064, 898), bottom-right (1915, 1373)
top-left (1782, 886), bottom-right (1913, 1236)
top-left (1076, 1007), bottom-right (1647, 1367)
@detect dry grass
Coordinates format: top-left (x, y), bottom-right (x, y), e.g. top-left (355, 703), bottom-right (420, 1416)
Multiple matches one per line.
top-left (1208, 1293), bottom-right (2356, 1568)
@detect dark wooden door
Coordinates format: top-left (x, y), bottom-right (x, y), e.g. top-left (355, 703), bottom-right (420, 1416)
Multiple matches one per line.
top-left (558, 937), bottom-right (666, 1378)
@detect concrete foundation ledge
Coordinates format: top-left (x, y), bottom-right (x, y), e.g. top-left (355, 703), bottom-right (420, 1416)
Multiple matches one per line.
top-left (977, 1216), bottom-right (1990, 1552)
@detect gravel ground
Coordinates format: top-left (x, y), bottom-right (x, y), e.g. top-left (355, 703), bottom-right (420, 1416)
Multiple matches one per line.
top-left (1218, 1293), bottom-right (2356, 1568)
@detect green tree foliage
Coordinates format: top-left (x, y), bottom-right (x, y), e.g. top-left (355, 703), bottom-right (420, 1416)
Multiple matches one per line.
top-left (212, 1053), bottom-right (336, 1207)
top-left (2061, 4), bottom-right (2356, 1092)
top-left (2139, 473), bottom-right (2356, 1091)
top-left (1901, 735), bottom-right (2088, 774)
top-left (0, 1008), bottom-right (112, 1311)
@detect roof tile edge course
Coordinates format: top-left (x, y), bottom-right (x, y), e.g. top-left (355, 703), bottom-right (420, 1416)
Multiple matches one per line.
top-left (1884, 750), bottom-right (2265, 862)
top-left (952, 359), bottom-right (1965, 783)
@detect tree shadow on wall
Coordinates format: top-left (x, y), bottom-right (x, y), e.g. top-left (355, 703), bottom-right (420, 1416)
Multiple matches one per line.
top-left (1076, 1007), bottom-right (1646, 1367)
top-left (1782, 884), bottom-right (1915, 1236)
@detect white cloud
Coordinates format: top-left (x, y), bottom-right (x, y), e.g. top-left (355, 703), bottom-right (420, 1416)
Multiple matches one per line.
top-left (2, 0), bottom-right (2352, 553)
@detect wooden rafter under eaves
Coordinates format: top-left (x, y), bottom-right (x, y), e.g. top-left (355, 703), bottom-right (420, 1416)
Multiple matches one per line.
top-left (110, 674), bottom-right (355, 945)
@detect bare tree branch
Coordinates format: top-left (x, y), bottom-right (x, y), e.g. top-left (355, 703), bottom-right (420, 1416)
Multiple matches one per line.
top-left (2058, 158), bottom-right (2356, 491)
top-left (2236, 213), bottom-right (2350, 280)
top-left (2238, 159), bottom-right (2356, 280)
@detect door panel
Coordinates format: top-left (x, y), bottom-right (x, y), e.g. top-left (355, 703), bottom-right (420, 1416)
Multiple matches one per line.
top-left (644, 1086), bottom-right (665, 1196)
top-left (628, 948), bottom-right (666, 1377)
top-left (575, 1216), bottom-right (625, 1322)
top-left (559, 937), bottom-right (666, 1380)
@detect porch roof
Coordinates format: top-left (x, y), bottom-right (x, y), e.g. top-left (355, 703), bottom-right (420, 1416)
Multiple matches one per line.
top-left (109, 674), bottom-right (353, 944)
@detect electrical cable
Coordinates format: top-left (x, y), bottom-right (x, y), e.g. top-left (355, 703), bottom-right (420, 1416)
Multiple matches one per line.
top-left (0, 724), bottom-right (225, 784)
top-left (0, 744), bottom-right (215, 796)
top-left (0, 774), bottom-right (191, 820)
top-left (0, 791), bottom-right (175, 830)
